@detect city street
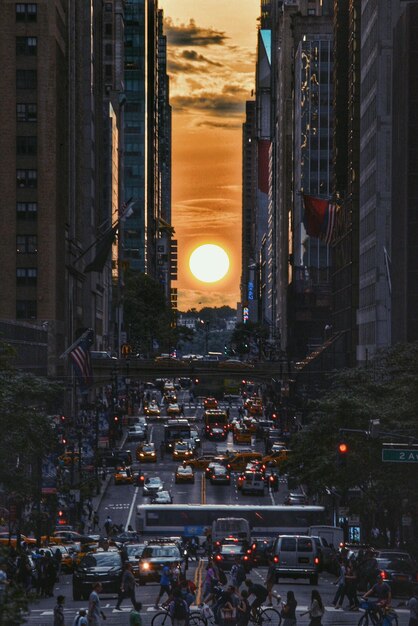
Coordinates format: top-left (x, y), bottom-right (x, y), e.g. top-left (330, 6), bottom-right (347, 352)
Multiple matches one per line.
top-left (20, 391), bottom-right (412, 625)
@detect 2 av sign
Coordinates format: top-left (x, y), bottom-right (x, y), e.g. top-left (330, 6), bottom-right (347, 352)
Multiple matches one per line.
top-left (382, 448), bottom-right (418, 463)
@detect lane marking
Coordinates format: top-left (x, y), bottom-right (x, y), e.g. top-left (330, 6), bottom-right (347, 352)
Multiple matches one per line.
top-left (125, 486), bottom-right (139, 531)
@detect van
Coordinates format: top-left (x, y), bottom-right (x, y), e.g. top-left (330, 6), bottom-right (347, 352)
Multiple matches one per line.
top-left (273, 535), bottom-right (319, 584)
top-left (225, 452), bottom-right (263, 472)
top-left (239, 470), bottom-right (266, 495)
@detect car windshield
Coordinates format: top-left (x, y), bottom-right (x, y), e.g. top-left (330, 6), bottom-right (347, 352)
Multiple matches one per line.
top-left (378, 552), bottom-right (411, 560)
top-left (378, 558), bottom-right (416, 572)
top-left (179, 466), bottom-right (192, 474)
top-left (146, 478), bottom-right (161, 485)
top-left (143, 445), bottom-right (154, 452)
top-left (214, 467), bottom-right (227, 475)
top-left (142, 546), bottom-right (180, 558)
top-left (126, 545), bottom-right (145, 557)
top-left (80, 553), bottom-right (121, 567)
top-left (221, 545), bottom-right (243, 554)
top-left (176, 443), bottom-right (188, 451)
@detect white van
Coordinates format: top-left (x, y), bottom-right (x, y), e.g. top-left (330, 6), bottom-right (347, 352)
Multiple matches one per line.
top-left (308, 525), bottom-right (344, 549)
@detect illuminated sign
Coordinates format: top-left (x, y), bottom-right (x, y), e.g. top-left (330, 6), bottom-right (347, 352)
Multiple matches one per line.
top-left (248, 281), bottom-right (254, 300)
top-left (243, 307), bottom-right (249, 323)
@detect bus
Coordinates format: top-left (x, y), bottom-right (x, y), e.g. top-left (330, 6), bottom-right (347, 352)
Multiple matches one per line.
top-left (136, 504), bottom-right (329, 538)
top-left (164, 419), bottom-right (191, 452)
top-left (204, 410), bottom-right (228, 440)
top-left (211, 517), bottom-right (251, 544)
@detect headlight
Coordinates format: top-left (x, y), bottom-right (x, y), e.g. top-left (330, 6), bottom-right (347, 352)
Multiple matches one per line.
top-left (151, 453), bottom-right (155, 456)
top-left (140, 453), bottom-right (144, 457)
top-left (141, 562), bottom-right (150, 571)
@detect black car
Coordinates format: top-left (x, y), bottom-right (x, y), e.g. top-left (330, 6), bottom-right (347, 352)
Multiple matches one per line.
top-left (213, 541), bottom-right (252, 571)
top-left (264, 466), bottom-right (279, 492)
top-left (249, 537), bottom-right (274, 566)
top-left (376, 557), bottom-right (418, 597)
top-left (125, 543), bottom-right (146, 577)
top-left (73, 551), bottom-right (123, 600)
top-left (137, 542), bottom-right (183, 584)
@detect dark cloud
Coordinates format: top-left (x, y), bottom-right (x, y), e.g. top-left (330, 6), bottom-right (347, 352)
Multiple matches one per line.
top-left (197, 120), bottom-right (241, 130)
top-left (164, 17), bottom-right (229, 47)
top-left (181, 50), bottom-right (223, 67)
top-left (171, 92), bottom-right (246, 115)
top-left (222, 84), bottom-right (248, 97)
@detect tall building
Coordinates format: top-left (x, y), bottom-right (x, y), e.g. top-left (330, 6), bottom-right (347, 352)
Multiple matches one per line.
top-left (241, 101), bottom-right (257, 319)
top-left (391, 3), bottom-right (418, 343)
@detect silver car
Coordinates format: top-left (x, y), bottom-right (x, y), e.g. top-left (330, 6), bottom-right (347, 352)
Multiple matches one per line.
top-left (142, 476), bottom-right (164, 497)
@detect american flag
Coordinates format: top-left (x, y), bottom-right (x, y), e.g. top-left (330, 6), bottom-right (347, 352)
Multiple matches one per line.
top-left (69, 332), bottom-right (94, 389)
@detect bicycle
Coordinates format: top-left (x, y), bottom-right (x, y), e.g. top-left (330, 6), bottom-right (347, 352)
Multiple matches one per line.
top-left (188, 604), bottom-right (282, 626)
top-left (152, 606), bottom-right (203, 626)
top-left (358, 600), bottom-right (398, 626)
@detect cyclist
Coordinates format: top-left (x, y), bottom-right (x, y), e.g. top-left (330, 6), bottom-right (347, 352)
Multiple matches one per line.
top-left (363, 576), bottom-right (392, 608)
top-left (244, 579), bottom-right (268, 620)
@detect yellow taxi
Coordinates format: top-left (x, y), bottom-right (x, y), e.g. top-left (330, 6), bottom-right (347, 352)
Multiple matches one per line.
top-left (172, 440), bottom-right (194, 461)
top-left (242, 416), bottom-right (258, 433)
top-left (43, 545), bottom-right (75, 572)
top-left (175, 465), bottom-right (195, 483)
top-left (0, 533), bottom-right (36, 547)
top-left (114, 466), bottom-right (134, 485)
top-left (185, 454), bottom-right (224, 471)
top-left (204, 397), bottom-right (218, 410)
top-left (262, 448), bottom-right (289, 466)
top-left (58, 451), bottom-right (80, 466)
top-left (42, 530), bottom-right (86, 545)
top-left (136, 442), bottom-right (157, 463)
top-left (144, 401), bottom-right (160, 417)
top-left (233, 425), bottom-right (252, 444)
top-left (249, 400), bottom-right (263, 416)
top-left (167, 403), bottom-right (181, 416)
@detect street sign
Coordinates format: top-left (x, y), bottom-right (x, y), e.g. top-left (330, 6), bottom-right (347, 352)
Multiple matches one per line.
top-left (382, 448), bottom-right (418, 462)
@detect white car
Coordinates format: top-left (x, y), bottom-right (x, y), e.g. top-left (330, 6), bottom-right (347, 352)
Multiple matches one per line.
top-left (127, 425), bottom-right (146, 442)
top-left (142, 476), bottom-right (164, 497)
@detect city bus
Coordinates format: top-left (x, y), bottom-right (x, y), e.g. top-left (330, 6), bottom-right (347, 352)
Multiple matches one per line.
top-left (136, 504), bottom-right (329, 538)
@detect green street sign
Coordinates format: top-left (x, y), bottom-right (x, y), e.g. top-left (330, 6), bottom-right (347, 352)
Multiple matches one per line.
top-left (382, 448), bottom-right (418, 463)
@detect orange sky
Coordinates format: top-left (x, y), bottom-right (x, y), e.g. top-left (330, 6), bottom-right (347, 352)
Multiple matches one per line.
top-left (159, 0), bottom-right (259, 311)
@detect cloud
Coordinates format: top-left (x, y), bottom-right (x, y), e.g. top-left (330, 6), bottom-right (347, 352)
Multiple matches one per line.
top-left (178, 288), bottom-right (237, 310)
top-left (196, 120), bottom-right (241, 130)
top-left (174, 199), bottom-right (240, 234)
top-left (181, 50), bottom-right (223, 67)
top-left (164, 18), bottom-right (229, 47)
top-left (171, 91), bottom-right (246, 115)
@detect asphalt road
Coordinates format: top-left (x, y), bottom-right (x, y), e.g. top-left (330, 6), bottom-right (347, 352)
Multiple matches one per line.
top-left (23, 392), bottom-right (412, 625)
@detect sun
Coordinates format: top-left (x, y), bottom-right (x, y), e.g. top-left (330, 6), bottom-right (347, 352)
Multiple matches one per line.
top-left (189, 244), bottom-right (230, 283)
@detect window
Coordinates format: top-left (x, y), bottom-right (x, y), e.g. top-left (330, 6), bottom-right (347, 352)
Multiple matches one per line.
top-left (280, 538), bottom-right (296, 551)
top-left (16, 235), bottom-right (38, 254)
top-left (16, 268), bottom-right (37, 285)
top-left (16, 300), bottom-right (37, 319)
top-left (17, 202), bottom-right (38, 219)
top-left (105, 64), bottom-right (112, 78)
top-left (17, 169), bottom-right (37, 188)
top-left (105, 43), bottom-right (112, 57)
top-left (16, 70), bottom-right (37, 89)
top-left (16, 3), bottom-right (37, 21)
top-left (16, 36), bottom-right (37, 55)
top-left (105, 23), bottom-right (112, 36)
top-left (17, 136), bottom-right (37, 155)
top-left (105, 2), bottom-right (112, 11)
top-left (297, 538), bottom-right (313, 552)
top-left (17, 103), bottom-right (37, 122)
top-left (16, 235), bottom-right (37, 254)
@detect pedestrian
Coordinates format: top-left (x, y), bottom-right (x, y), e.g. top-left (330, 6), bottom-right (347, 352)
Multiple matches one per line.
top-left (88, 582), bottom-right (107, 625)
top-left (53, 594), bottom-right (65, 626)
top-left (236, 589), bottom-right (250, 626)
top-left (0, 564), bottom-right (9, 605)
top-left (104, 515), bottom-right (112, 536)
top-left (72, 609), bottom-right (88, 626)
top-left (345, 562), bottom-right (359, 610)
top-left (87, 499), bottom-right (93, 521)
top-left (92, 511), bottom-right (100, 532)
top-left (44, 552), bottom-right (57, 597)
top-left (230, 557), bottom-right (245, 590)
top-left (54, 548), bottom-right (63, 579)
top-left (154, 562), bottom-right (171, 608)
top-left (169, 588), bottom-right (189, 626)
top-left (129, 601), bottom-right (143, 626)
top-left (115, 563), bottom-right (137, 610)
top-left (408, 592), bottom-right (418, 626)
top-left (202, 559), bottom-right (219, 604)
top-left (332, 558), bottom-right (346, 609)
top-left (301, 590), bottom-right (324, 626)
top-left (281, 591), bottom-right (297, 626)
top-left (265, 559), bottom-right (276, 605)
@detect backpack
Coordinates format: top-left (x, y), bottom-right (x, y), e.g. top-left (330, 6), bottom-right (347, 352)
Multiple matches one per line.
top-left (173, 598), bottom-right (188, 620)
top-left (218, 568), bottom-right (227, 585)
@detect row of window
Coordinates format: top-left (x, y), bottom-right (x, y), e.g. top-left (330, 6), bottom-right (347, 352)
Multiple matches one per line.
top-left (16, 36), bottom-right (37, 55)
top-left (16, 4), bottom-right (37, 21)
top-left (17, 268), bottom-right (37, 283)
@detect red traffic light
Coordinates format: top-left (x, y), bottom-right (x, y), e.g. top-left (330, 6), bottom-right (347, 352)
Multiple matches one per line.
top-left (58, 510), bottom-right (63, 517)
top-left (338, 442), bottom-right (348, 454)
top-left (114, 415), bottom-right (119, 422)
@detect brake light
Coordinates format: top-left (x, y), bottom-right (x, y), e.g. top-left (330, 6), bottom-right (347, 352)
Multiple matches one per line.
top-left (226, 475), bottom-right (230, 479)
top-left (243, 555), bottom-right (249, 561)
top-left (380, 570), bottom-right (388, 580)
top-left (252, 543), bottom-right (256, 550)
top-left (314, 557), bottom-right (320, 565)
top-left (215, 554), bottom-right (222, 561)
top-left (215, 541), bottom-right (221, 546)
top-left (269, 476), bottom-right (274, 482)
top-left (247, 549), bottom-right (251, 554)
top-left (273, 555), bottom-right (279, 563)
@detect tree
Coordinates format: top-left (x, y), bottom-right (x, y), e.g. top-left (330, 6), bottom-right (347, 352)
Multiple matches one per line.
top-left (285, 343), bottom-right (418, 544)
top-left (231, 322), bottom-right (269, 357)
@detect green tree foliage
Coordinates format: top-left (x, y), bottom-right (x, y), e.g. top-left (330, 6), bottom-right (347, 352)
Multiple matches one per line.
top-left (0, 547), bottom-right (31, 625)
top-left (231, 322), bottom-right (269, 356)
top-left (285, 343), bottom-right (418, 541)
top-left (123, 272), bottom-right (193, 355)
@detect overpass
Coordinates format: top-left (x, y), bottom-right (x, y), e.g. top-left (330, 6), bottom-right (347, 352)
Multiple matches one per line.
top-left (91, 358), bottom-right (286, 387)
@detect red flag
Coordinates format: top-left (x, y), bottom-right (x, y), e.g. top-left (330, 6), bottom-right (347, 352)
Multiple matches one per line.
top-left (302, 195), bottom-right (336, 245)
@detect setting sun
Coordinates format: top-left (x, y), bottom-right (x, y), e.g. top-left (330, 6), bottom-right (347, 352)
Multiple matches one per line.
top-left (189, 244), bottom-right (230, 283)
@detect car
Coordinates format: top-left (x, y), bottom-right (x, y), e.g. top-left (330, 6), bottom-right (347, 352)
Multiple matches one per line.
top-left (207, 425), bottom-right (228, 441)
top-left (73, 550), bottom-right (123, 600)
top-left (142, 476), bottom-right (164, 496)
top-left (38, 545), bottom-right (75, 573)
top-left (44, 530), bottom-right (93, 546)
top-left (137, 541), bottom-right (183, 583)
top-left (310, 536), bottom-right (336, 572)
top-left (375, 556), bottom-right (418, 596)
top-left (256, 420), bottom-right (277, 438)
top-left (189, 427), bottom-right (201, 448)
top-left (210, 465), bottom-right (231, 485)
top-left (0, 533), bottom-right (36, 547)
top-left (233, 425), bottom-right (252, 444)
top-left (284, 492), bottom-right (308, 505)
top-left (204, 397), bottom-right (218, 410)
top-left (225, 452), bottom-right (263, 472)
top-left (237, 470), bottom-right (265, 495)
top-left (112, 531), bottom-right (142, 544)
top-left (263, 448), bottom-right (289, 466)
top-left (172, 440), bottom-right (194, 461)
top-left (248, 538), bottom-right (274, 567)
top-left (144, 401), bottom-right (161, 417)
top-left (136, 442), bottom-right (157, 462)
top-left (213, 540), bottom-right (252, 571)
top-left (248, 400), bottom-right (263, 416)
top-left (175, 465), bottom-right (195, 483)
top-left (127, 425), bottom-right (146, 442)
top-left (264, 466), bottom-right (280, 492)
top-left (90, 351), bottom-right (116, 359)
top-left (114, 466), bottom-right (134, 485)
top-left (124, 543), bottom-right (146, 577)
top-left (151, 490), bottom-right (173, 504)
top-left (273, 535), bottom-right (319, 584)
top-left (58, 450), bottom-right (80, 466)
top-left (167, 403), bottom-right (182, 416)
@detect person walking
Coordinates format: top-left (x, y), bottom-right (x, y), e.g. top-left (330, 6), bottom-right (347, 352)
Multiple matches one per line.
top-left (345, 562), bottom-right (359, 610)
top-left (302, 590), bottom-right (324, 626)
top-left (202, 559), bottom-right (219, 604)
top-left (236, 589), bottom-right (251, 626)
top-left (72, 609), bottom-right (88, 626)
top-left (104, 516), bottom-right (112, 536)
top-left (53, 595), bottom-right (65, 626)
top-left (408, 593), bottom-right (418, 626)
top-left (88, 582), bottom-right (107, 625)
top-left (281, 591), bottom-right (297, 626)
top-left (169, 588), bottom-right (189, 626)
top-left (115, 563), bottom-right (137, 610)
top-left (265, 559), bottom-right (276, 606)
top-left (332, 559), bottom-right (346, 609)
top-left (92, 511), bottom-right (100, 532)
top-left (154, 562), bottom-right (171, 608)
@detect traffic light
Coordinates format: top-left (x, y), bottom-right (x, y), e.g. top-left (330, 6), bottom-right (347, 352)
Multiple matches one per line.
top-left (337, 441), bottom-right (348, 467)
top-left (224, 344), bottom-right (228, 355)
